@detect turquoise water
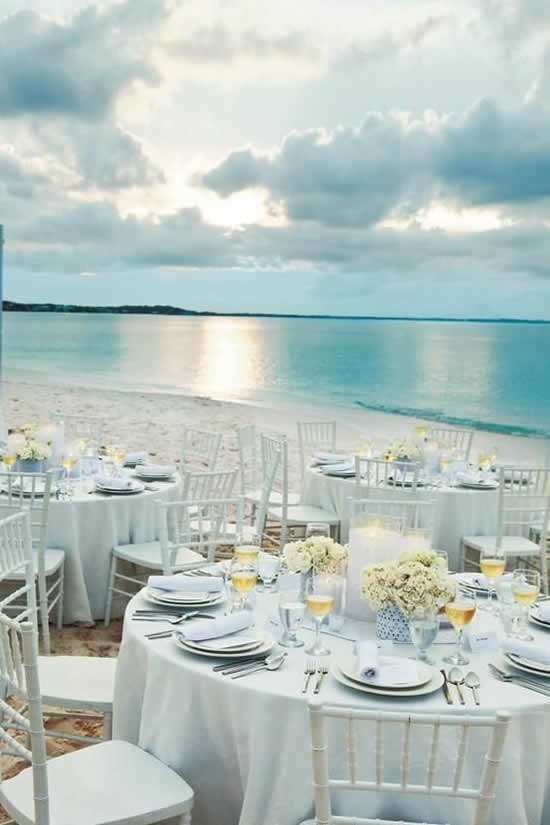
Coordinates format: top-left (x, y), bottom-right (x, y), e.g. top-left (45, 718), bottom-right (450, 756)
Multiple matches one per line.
top-left (2, 312), bottom-right (549, 437)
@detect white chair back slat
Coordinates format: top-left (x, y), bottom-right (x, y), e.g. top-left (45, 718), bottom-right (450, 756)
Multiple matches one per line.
top-left (0, 511), bottom-right (37, 632)
top-left (348, 497), bottom-right (436, 537)
top-left (307, 702), bottom-right (511, 825)
top-left (355, 456), bottom-right (420, 493)
top-left (181, 426), bottom-right (222, 472)
top-left (256, 440), bottom-right (282, 549)
top-left (159, 496), bottom-right (244, 569)
top-left (297, 421), bottom-right (337, 481)
top-left (180, 468), bottom-right (238, 503)
top-left (236, 424), bottom-right (259, 495)
top-left (429, 427), bottom-right (473, 460)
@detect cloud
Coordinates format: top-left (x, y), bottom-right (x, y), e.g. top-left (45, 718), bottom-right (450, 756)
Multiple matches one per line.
top-left (0, 1), bottom-right (169, 118)
top-left (166, 23), bottom-right (316, 64)
top-left (480, 0), bottom-right (550, 50)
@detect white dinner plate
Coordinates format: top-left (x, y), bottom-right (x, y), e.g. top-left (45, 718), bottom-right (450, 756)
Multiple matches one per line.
top-left (143, 588), bottom-right (225, 608)
top-left (174, 632), bottom-right (275, 659)
top-left (458, 480), bottom-right (499, 490)
top-left (135, 472), bottom-right (175, 482)
top-left (506, 653), bottom-right (550, 677)
top-left (183, 635), bottom-right (264, 653)
top-left (455, 573), bottom-right (512, 593)
top-left (529, 607), bottom-right (550, 629)
top-left (338, 653), bottom-right (433, 689)
top-left (331, 665), bottom-right (444, 697)
top-left (95, 481), bottom-right (145, 495)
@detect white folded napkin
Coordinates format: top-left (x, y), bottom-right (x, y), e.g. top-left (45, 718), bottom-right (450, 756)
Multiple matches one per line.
top-left (137, 464), bottom-right (176, 475)
top-left (321, 462), bottom-right (355, 474)
top-left (357, 641), bottom-right (378, 679)
top-left (501, 638), bottom-right (550, 666)
top-left (313, 452), bottom-right (349, 464)
top-left (147, 574), bottom-right (224, 593)
top-left (465, 572), bottom-right (512, 589)
top-left (124, 452), bottom-right (148, 465)
top-left (535, 603), bottom-right (550, 622)
top-left (456, 472), bottom-right (483, 485)
top-left (176, 611), bottom-right (251, 642)
top-left (95, 475), bottom-right (133, 489)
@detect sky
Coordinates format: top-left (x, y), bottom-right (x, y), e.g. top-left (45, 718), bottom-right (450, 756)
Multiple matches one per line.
top-left (2, 0), bottom-right (550, 317)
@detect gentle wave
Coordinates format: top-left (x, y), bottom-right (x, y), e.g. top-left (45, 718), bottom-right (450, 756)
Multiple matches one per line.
top-left (354, 400), bottom-right (550, 439)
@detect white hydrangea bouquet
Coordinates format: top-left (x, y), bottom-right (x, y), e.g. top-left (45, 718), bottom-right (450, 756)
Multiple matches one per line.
top-left (284, 535), bottom-right (348, 575)
top-left (361, 549), bottom-right (455, 618)
top-left (8, 427), bottom-right (52, 461)
top-left (381, 440), bottom-right (420, 462)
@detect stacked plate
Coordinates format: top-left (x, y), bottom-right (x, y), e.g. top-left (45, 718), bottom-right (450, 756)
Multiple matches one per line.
top-left (457, 477), bottom-right (499, 490)
top-left (529, 604), bottom-right (550, 630)
top-left (386, 476), bottom-right (425, 488)
top-left (143, 586), bottom-right (226, 610)
top-left (174, 631), bottom-right (275, 659)
top-left (505, 652), bottom-right (550, 679)
top-left (2, 480), bottom-right (47, 498)
top-left (331, 653), bottom-right (443, 697)
top-left (134, 465), bottom-right (176, 482)
top-left (95, 479), bottom-right (145, 496)
top-left (456, 572), bottom-right (512, 595)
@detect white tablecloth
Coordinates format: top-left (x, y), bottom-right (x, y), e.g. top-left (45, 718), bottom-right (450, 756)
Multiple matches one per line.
top-left (114, 591), bottom-right (550, 825)
top-left (47, 477), bottom-right (182, 624)
top-left (303, 466), bottom-right (500, 569)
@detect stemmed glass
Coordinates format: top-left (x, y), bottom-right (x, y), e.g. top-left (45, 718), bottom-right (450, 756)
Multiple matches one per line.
top-left (477, 451), bottom-right (492, 475)
top-left (278, 583), bottom-right (305, 647)
top-left (511, 569), bottom-right (540, 642)
top-left (443, 593), bottom-right (477, 666)
top-left (305, 523), bottom-right (330, 540)
top-left (257, 552), bottom-right (281, 592)
top-left (2, 450), bottom-right (17, 473)
top-left (111, 445), bottom-right (126, 477)
top-left (440, 450), bottom-right (453, 482)
top-left (479, 547), bottom-right (506, 613)
top-left (305, 575), bottom-right (335, 657)
top-left (62, 448), bottom-right (79, 498)
top-left (409, 609), bottom-right (439, 664)
top-left (229, 558), bottom-right (257, 612)
top-left (234, 545), bottom-right (260, 565)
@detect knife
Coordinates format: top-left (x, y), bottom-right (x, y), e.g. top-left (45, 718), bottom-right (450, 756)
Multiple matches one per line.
top-left (440, 669), bottom-right (453, 705)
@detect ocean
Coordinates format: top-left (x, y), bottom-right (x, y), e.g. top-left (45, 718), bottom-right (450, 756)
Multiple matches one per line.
top-left (2, 312), bottom-right (549, 438)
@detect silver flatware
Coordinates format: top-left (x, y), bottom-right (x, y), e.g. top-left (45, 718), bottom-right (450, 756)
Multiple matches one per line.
top-left (489, 663), bottom-right (550, 696)
top-left (448, 667), bottom-right (466, 705)
top-left (145, 629), bottom-right (175, 639)
top-left (230, 652), bottom-right (287, 679)
top-left (212, 654), bottom-right (267, 672)
top-left (440, 669), bottom-right (453, 705)
top-left (465, 671), bottom-right (481, 705)
top-left (219, 654), bottom-right (279, 676)
top-left (133, 612), bottom-right (215, 623)
top-left (313, 664), bottom-right (329, 695)
top-left (302, 658), bottom-right (316, 694)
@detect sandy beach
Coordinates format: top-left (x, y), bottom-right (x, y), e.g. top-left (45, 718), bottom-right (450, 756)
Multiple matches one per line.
top-left (2, 377), bottom-right (547, 482)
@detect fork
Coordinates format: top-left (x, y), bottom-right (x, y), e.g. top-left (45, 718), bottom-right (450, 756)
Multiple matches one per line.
top-left (313, 664), bottom-right (329, 694)
top-left (302, 658), bottom-right (317, 694)
top-left (133, 612), bottom-right (215, 624)
top-left (489, 664), bottom-right (550, 696)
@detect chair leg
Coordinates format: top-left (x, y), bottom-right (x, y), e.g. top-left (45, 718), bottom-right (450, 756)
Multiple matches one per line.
top-left (56, 567), bottom-right (64, 630)
top-left (177, 813), bottom-right (192, 825)
top-left (104, 554), bottom-right (117, 628)
top-left (103, 710), bottom-right (113, 740)
top-left (37, 574), bottom-right (51, 655)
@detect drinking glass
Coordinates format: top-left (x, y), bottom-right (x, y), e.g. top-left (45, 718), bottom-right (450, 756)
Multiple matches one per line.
top-left (234, 545), bottom-right (260, 565)
top-left (440, 450), bottom-right (453, 480)
top-left (62, 450), bottom-right (79, 497)
top-left (443, 594), bottom-right (477, 666)
top-left (229, 559), bottom-right (257, 612)
top-left (511, 568), bottom-right (540, 641)
top-left (111, 445), bottom-right (126, 477)
top-left (2, 451), bottom-right (17, 473)
top-left (305, 523), bottom-right (330, 539)
top-left (409, 610), bottom-right (439, 664)
top-left (477, 452), bottom-right (492, 473)
top-left (305, 575), bottom-right (335, 656)
top-left (435, 550), bottom-right (449, 572)
top-left (278, 583), bottom-right (306, 648)
top-left (479, 547), bottom-right (506, 613)
top-left (257, 552), bottom-right (281, 592)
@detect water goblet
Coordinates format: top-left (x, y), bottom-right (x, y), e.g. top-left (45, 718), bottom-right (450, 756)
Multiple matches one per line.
top-left (443, 594), bottom-right (477, 666)
top-left (409, 609), bottom-right (439, 664)
top-left (111, 445), bottom-right (126, 477)
top-left (257, 552), bottom-right (281, 592)
top-left (305, 575), bottom-right (335, 657)
top-left (511, 568), bottom-right (540, 642)
top-left (305, 523), bottom-right (330, 539)
top-left (229, 559), bottom-right (257, 612)
top-left (278, 583), bottom-right (305, 648)
top-left (479, 547), bottom-right (505, 613)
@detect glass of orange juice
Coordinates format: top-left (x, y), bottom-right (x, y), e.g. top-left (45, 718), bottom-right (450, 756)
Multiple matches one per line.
top-left (443, 594), bottom-right (477, 666)
top-left (305, 575), bottom-right (335, 656)
top-left (479, 547), bottom-right (506, 613)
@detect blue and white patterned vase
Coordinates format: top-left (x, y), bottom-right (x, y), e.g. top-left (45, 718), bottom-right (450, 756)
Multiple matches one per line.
top-left (16, 459), bottom-right (44, 473)
top-left (376, 603), bottom-right (411, 643)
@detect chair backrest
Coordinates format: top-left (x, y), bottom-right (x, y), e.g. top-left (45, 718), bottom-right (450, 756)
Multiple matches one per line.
top-left (0, 510), bottom-right (37, 628)
top-left (255, 442), bottom-right (282, 549)
top-left (429, 427), bottom-right (473, 460)
top-left (181, 426), bottom-right (222, 472)
top-left (158, 496), bottom-right (244, 569)
top-left (236, 424), bottom-right (259, 495)
top-left (354, 456), bottom-right (420, 494)
top-left (0, 611), bottom-right (49, 825)
top-left (0, 471), bottom-right (54, 583)
top-left (297, 421), bottom-right (337, 480)
top-left (347, 496), bottom-right (436, 534)
top-left (180, 468), bottom-right (238, 502)
top-left (308, 699), bottom-right (510, 825)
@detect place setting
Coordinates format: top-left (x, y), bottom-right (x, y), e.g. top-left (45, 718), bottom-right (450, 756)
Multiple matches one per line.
top-left (141, 572), bottom-right (227, 615)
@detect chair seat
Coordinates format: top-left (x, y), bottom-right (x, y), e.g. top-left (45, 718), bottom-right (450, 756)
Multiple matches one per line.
top-left (113, 541), bottom-right (203, 569)
top-left (463, 535), bottom-right (541, 555)
top-left (267, 504), bottom-right (339, 526)
top-left (246, 488), bottom-right (301, 506)
top-left (6, 548), bottom-right (65, 580)
top-left (0, 739), bottom-right (193, 825)
top-left (39, 655), bottom-right (115, 711)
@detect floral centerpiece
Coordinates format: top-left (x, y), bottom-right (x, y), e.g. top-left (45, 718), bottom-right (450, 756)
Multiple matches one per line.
top-left (284, 535), bottom-right (348, 576)
top-left (7, 427), bottom-right (52, 471)
top-left (360, 549), bottom-right (455, 642)
top-left (381, 440), bottom-right (420, 462)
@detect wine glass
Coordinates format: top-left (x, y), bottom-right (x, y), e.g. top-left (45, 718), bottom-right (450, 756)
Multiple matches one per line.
top-left (435, 550), bottom-right (449, 572)
top-left (229, 559), bottom-right (257, 612)
top-left (62, 449), bottom-right (79, 497)
top-left (278, 583), bottom-right (305, 647)
top-left (2, 450), bottom-right (17, 473)
top-left (111, 445), bottom-right (126, 477)
top-left (409, 609), bottom-right (439, 664)
top-left (234, 545), bottom-right (260, 565)
top-left (440, 450), bottom-right (453, 481)
top-left (305, 575), bottom-right (335, 656)
top-left (305, 523), bottom-right (330, 540)
top-left (443, 593), bottom-right (477, 666)
top-left (511, 568), bottom-right (540, 642)
top-left (477, 451), bottom-right (492, 474)
top-left (479, 547), bottom-right (506, 613)
top-left (257, 552), bottom-right (281, 592)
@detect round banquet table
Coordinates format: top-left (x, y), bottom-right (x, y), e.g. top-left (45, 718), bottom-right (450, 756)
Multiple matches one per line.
top-left (113, 590), bottom-right (550, 825)
top-left (303, 466), bottom-right (501, 570)
top-left (46, 475), bottom-right (182, 624)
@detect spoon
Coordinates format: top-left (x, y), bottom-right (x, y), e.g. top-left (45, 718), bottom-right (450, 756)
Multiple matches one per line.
top-left (231, 652), bottom-right (287, 679)
top-left (448, 667), bottom-right (466, 705)
top-left (465, 671), bottom-right (481, 705)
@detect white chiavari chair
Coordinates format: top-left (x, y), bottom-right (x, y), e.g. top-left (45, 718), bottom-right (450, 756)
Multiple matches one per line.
top-left (354, 456), bottom-right (421, 494)
top-left (0, 471), bottom-right (64, 654)
top-left (462, 467), bottom-right (550, 593)
top-left (347, 496), bottom-right (436, 535)
top-left (261, 434), bottom-right (339, 549)
top-left (0, 613), bottom-right (194, 825)
top-left (181, 426), bottom-right (222, 472)
top-left (181, 468), bottom-right (238, 502)
top-left (299, 700), bottom-right (510, 825)
top-left (236, 425), bottom-right (300, 511)
top-left (162, 496), bottom-right (246, 561)
top-left (0, 510), bottom-right (115, 745)
top-left (297, 421), bottom-right (337, 483)
top-left (429, 427), bottom-right (473, 460)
